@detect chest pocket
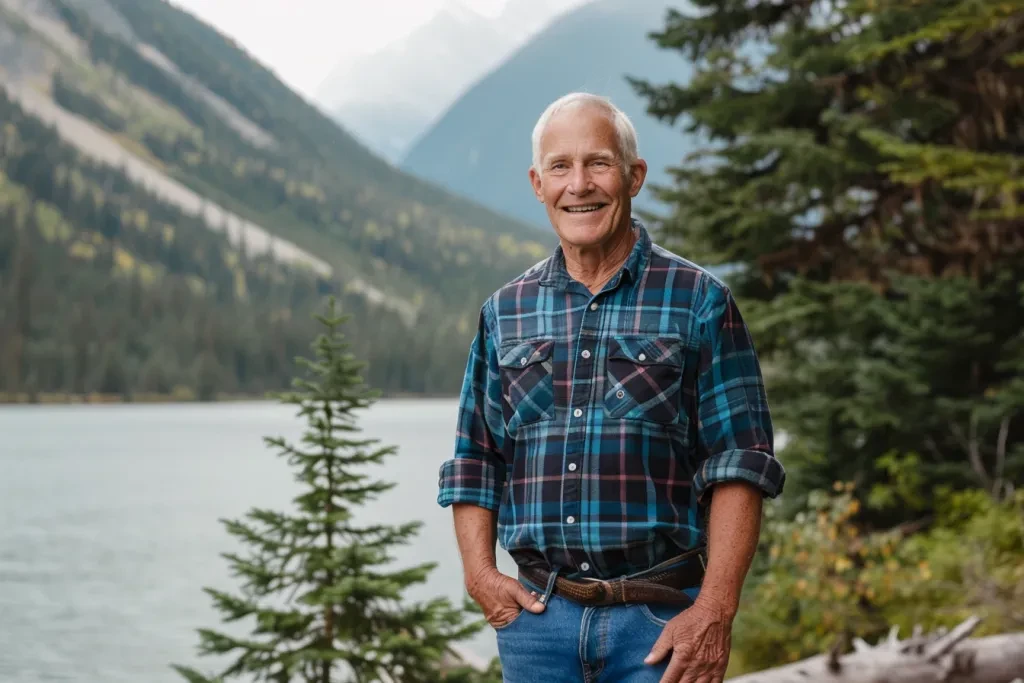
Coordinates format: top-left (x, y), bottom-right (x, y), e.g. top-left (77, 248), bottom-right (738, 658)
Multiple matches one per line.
top-left (603, 336), bottom-right (683, 424)
top-left (498, 338), bottom-right (555, 433)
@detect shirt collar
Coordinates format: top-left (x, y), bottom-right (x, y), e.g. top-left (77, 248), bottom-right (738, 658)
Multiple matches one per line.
top-left (540, 217), bottom-right (651, 290)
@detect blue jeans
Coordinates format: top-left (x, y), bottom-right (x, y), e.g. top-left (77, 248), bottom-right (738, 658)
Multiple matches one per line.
top-left (495, 573), bottom-right (701, 682)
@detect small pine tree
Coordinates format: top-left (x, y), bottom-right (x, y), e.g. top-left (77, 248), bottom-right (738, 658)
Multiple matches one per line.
top-left (174, 297), bottom-right (485, 683)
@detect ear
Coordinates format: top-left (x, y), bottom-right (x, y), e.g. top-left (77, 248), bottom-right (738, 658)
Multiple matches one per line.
top-left (628, 158), bottom-right (648, 197)
top-left (528, 166), bottom-right (544, 202)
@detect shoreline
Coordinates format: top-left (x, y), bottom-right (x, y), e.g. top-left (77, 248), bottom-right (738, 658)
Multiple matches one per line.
top-left (0, 390), bottom-right (459, 405)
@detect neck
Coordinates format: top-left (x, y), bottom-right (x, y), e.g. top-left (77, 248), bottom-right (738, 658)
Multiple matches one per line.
top-left (562, 222), bottom-right (637, 295)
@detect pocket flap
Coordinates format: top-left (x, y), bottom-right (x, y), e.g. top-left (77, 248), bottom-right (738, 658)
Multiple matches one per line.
top-left (499, 339), bottom-right (554, 369)
top-left (608, 337), bottom-right (681, 366)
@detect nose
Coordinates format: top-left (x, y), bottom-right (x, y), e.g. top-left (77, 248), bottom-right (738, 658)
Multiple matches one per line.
top-left (567, 163), bottom-right (593, 196)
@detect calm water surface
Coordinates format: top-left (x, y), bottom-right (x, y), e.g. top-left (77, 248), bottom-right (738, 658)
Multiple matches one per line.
top-left (0, 400), bottom-right (514, 682)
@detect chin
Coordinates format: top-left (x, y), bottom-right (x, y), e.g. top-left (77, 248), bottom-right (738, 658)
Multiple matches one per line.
top-left (556, 222), bottom-right (612, 247)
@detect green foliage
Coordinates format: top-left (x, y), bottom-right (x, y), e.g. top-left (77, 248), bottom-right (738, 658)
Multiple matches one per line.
top-left (635, 0), bottom-right (1024, 527)
top-left (746, 270), bottom-right (1024, 520)
top-left (173, 299), bottom-right (486, 682)
top-left (732, 482), bottom-right (1024, 672)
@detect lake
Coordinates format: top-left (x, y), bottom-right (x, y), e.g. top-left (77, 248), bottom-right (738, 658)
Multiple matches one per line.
top-left (0, 399), bottom-right (515, 682)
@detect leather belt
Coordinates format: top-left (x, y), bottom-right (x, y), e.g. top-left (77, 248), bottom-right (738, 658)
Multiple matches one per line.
top-left (517, 546), bottom-right (707, 608)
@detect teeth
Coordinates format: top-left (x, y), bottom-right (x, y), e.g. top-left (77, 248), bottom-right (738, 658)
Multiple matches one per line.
top-left (565, 204), bottom-right (603, 213)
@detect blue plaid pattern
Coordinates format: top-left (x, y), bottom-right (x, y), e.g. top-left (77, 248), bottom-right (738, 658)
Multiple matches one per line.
top-left (437, 220), bottom-right (785, 580)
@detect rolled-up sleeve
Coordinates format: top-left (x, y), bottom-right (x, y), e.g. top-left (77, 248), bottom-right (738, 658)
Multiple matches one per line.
top-left (691, 279), bottom-right (785, 503)
top-left (437, 300), bottom-right (507, 511)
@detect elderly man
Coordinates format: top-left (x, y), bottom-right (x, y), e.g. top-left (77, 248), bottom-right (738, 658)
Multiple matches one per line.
top-left (436, 92), bottom-right (785, 682)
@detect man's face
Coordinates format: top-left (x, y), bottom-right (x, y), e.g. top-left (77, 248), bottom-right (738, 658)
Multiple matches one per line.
top-left (529, 106), bottom-right (646, 249)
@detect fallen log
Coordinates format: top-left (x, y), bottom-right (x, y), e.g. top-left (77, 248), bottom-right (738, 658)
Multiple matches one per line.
top-left (731, 616), bottom-right (1024, 683)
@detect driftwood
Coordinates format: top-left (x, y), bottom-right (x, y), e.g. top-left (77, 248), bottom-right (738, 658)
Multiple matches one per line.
top-left (730, 617), bottom-right (1024, 683)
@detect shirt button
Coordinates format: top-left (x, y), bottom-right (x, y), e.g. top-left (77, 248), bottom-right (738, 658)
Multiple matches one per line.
top-left (568, 462), bottom-right (577, 471)
top-left (616, 390), bottom-right (625, 399)
top-left (573, 408), bottom-right (583, 418)
top-left (581, 350), bottom-right (591, 359)
top-left (520, 357), bottom-right (527, 365)
top-left (566, 516), bottom-right (575, 524)
top-left (638, 353), bottom-right (647, 362)
top-left (580, 562), bottom-right (590, 572)
top-left (590, 302), bottom-right (598, 311)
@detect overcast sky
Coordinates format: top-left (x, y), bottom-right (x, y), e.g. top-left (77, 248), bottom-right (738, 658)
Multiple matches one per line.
top-left (168, 0), bottom-right (510, 101)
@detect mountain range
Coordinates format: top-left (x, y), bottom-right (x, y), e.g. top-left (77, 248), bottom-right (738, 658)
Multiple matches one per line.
top-left (401, 0), bottom-right (700, 228)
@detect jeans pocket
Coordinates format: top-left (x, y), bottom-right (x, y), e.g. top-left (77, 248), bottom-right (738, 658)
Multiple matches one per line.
top-left (493, 607), bottom-right (526, 632)
top-left (604, 336), bottom-right (683, 424)
top-left (638, 603), bottom-right (687, 627)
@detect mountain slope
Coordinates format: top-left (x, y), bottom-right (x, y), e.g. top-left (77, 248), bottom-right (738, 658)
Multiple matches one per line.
top-left (0, 0), bottom-right (557, 399)
top-left (402, 0), bottom-right (700, 228)
top-left (316, 0), bottom-right (590, 164)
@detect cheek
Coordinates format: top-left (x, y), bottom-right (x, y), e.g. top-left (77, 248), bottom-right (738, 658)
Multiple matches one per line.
top-left (543, 183), bottom-right (565, 204)
top-left (597, 176), bottom-right (624, 198)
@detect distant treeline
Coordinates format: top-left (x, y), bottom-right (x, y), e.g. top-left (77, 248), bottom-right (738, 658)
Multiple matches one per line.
top-left (0, 92), bottom-right (468, 400)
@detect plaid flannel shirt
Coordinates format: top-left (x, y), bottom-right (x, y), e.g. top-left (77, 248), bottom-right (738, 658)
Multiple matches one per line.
top-left (437, 219), bottom-right (785, 580)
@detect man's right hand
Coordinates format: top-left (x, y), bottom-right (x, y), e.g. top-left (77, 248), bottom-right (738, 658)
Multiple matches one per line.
top-left (467, 568), bottom-right (546, 628)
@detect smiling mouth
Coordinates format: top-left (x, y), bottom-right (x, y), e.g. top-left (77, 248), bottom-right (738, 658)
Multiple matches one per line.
top-left (562, 203), bottom-right (607, 214)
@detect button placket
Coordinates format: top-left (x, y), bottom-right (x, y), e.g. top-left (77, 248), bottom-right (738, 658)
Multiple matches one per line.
top-left (562, 295), bottom-right (602, 552)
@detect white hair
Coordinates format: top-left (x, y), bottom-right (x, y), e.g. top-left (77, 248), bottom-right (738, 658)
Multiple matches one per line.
top-left (530, 92), bottom-right (639, 175)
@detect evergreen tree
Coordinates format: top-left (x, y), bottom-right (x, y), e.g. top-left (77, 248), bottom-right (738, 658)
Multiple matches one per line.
top-left (173, 298), bottom-right (485, 683)
top-left (632, 0), bottom-right (1024, 526)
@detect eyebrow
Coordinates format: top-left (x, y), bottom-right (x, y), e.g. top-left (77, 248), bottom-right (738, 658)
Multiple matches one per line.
top-left (543, 150), bottom-right (617, 165)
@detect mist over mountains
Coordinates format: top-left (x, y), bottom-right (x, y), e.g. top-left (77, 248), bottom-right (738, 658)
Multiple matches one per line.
top-left (315, 0), bottom-right (591, 164)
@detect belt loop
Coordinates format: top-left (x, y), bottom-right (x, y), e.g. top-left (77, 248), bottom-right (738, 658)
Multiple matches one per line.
top-left (538, 565), bottom-right (561, 604)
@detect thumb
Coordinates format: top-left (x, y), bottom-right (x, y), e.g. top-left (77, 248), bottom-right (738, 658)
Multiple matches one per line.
top-left (644, 632), bottom-right (672, 665)
top-left (513, 583), bottom-right (546, 613)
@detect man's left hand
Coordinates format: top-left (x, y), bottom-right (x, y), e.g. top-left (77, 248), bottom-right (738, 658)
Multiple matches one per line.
top-left (644, 595), bottom-right (734, 683)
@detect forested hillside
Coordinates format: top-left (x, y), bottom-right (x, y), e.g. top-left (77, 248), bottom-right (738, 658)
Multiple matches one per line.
top-left (0, 92), bottom-right (463, 399)
top-left (0, 0), bottom-right (555, 400)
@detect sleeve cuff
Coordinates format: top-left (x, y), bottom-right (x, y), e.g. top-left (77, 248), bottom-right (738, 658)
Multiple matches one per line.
top-left (436, 457), bottom-right (505, 511)
top-left (693, 448), bottom-right (786, 503)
